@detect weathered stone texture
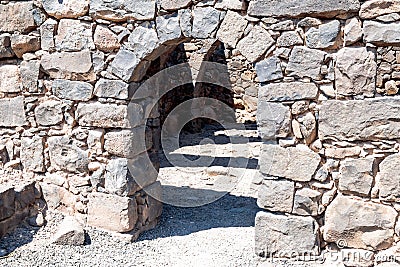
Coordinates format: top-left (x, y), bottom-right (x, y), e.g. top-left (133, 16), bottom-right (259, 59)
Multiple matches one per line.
top-left (324, 196), bottom-right (396, 250)
top-left (319, 98), bottom-right (400, 141)
top-left (0, 2), bottom-right (36, 33)
top-left (94, 25), bottom-right (120, 52)
top-left (257, 101), bottom-right (291, 140)
top-left (20, 60), bottom-right (40, 92)
top-left (55, 19), bottom-right (95, 52)
top-left (255, 211), bottom-right (319, 257)
top-left (52, 79), bottom-right (93, 101)
top-left (237, 25), bottom-right (274, 62)
top-left (286, 46), bottom-right (326, 80)
top-left (364, 21), bottom-right (400, 45)
top-left (159, 0), bottom-right (192, 11)
top-left (338, 158), bottom-right (374, 197)
top-left (89, 0), bottom-right (156, 21)
top-left (104, 128), bottom-right (147, 158)
top-left (156, 13), bottom-right (182, 44)
top-left (87, 192), bottom-right (137, 232)
top-left (377, 154), bottom-right (400, 202)
top-left (10, 35), bottom-right (40, 58)
top-left (257, 179), bottom-right (294, 213)
top-left (248, 0), bottom-right (360, 18)
top-left (0, 65), bottom-right (22, 93)
top-left (305, 20), bottom-right (340, 49)
top-left (255, 57), bottom-right (283, 83)
top-left (94, 79), bottom-right (129, 100)
top-left (0, 97), bottom-right (26, 127)
top-left (293, 188), bottom-right (321, 216)
top-left (360, 0), bottom-right (400, 19)
top-left (344, 17), bottom-right (363, 46)
top-left (192, 7), bottom-right (222, 39)
top-left (0, 34), bottom-right (14, 59)
top-left (216, 11), bottom-right (247, 48)
top-left (40, 19), bottom-right (57, 51)
top-left (259, 145), bottom-right (321, 182)
top-left (335, 47), bottom-right (376, 97)
top-left (42, 0), bottom-right (89, 19)
top-left (34, 100), bottom-right (63, 126)
top-left (259, 82), bottom-right (318, 102)
top-left (21, 137), bottom-right (44, 173)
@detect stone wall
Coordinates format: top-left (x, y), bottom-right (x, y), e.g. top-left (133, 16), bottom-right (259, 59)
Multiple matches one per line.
top-left (1, 0), bottom-right (400, 263)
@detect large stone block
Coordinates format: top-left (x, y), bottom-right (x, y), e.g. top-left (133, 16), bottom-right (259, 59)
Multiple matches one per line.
top-left (0, 188), bottom-right (15, 221)
top-left (335, 47), bottom-right (376, 97)
top-left (42, 0), bottom-right (89, 19)
top-left (111, 48), bottom-right (151, 82)
top-left (292, 188), bottom-right (321, 216)
top-left (248, 0), bottom-right (360, 18)
top-left (364, 21), bottom-right (400, 46)
top-left (76, 102), bottom-right (144, 128)
top-left (319, 98), bottom-right (400, 141)
top-left (255, 211), bottom-right (320, 258)
top-left (338, 158), bottom-right (374, 197)
top-left (34, 100), bottom-right (63, 126)
top-left (87, 192), bottom-right (137, 232)
top-left (259, 144), bottom-right (321, 182)
top-left (93, 25), bottom-right (120, 52)
top-left (0, 97), bottom-right (26, 127)
top-left (216, 11), bottom-right (248, 48)
top-left (156, 13), bottom-right (182, 44)
top-left (257, 101), bottom-right (291, 140)
top-left (41, 51), bottom-right (94, 81)
top-left (159, 0), bottom-right (191, 10)
top-left (255, 56), bottom-right (283, 83)
top-left (259, 82), bottom-right (318, 102)
top-left (48, 136), bottom-right (89, 173)
top-left (324, 196), bottom-right (396, 250)
top-left (105, 158), bottom-right (139, 196)
top-left (89, 0), bottom-right (156, 21)
top-left (257, 179), bottom-right (294, 213)
top-left (0, 2), bottom-right (36, 33)
top-left (21, 137), bottom-right (45, 173)
top-left (377, 154), bottom-right (400, 202)
top-left (360, 0), bottom-right (400, 19)
top-left (126, 23), bottom-right (160, 59)
top-left (237, 25), bottom-right (274, 62)
top-left (94, 78), bottom-right (128, 100)
top-left (52, 79), bottom-right (93, 101)
top-left (104, 128), bottom-right (147, 158)
top-left (20, 60), bottom-right (40, 93)
top-left (0, 65), bottom-right (22, 93)
top-left (192, 7), bottom-right (222, 39)
top-left (305, 20), bottom-right (341, 49)
top-left (55, 19), bottom-right (95, 52)
top-left (286, 46), bottom-right (326, 81)
top-left (10, 35), bottom-right (40, 58)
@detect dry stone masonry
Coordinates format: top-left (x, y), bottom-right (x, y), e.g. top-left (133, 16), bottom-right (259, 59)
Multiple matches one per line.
top-left (0, 0), bottom-right (400, 265)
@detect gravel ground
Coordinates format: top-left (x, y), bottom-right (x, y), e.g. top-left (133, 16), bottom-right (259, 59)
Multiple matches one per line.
top-left (0, 194), bottom-right (260, 267)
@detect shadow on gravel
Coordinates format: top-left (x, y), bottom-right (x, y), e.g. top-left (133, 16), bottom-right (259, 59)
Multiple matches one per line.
top-left (138, 192), bottom-right (261, 241)
top-left (0, 223), bottom-right (39, 257)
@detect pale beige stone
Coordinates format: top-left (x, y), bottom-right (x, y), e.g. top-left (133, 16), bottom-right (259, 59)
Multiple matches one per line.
top-left (94, 25), bottom-right (120, 52)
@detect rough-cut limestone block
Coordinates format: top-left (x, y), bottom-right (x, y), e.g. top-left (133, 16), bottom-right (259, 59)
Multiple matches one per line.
top-left (319, 98), bottom-right (400, 141)
top-left (259, 82), bottom-right (318, 102)
top-left (105, 158), bottom-right (139, 197)
top-left (0, 65), bottom-right (21, 93)
top-left (20, 60), bottom-right (40, 93)
top-left (257, 179), bottom-right (294, 213)
top-left (216, 11), bottom-right (247, 48)
top-left (335, 47), bottom-right (376, 97)
top-left (255, 211), bottom-right (320, 258)
top-left (364, 21), bottom-right (400, 45)
top-left (324, 195), bottom-right (396, 250)
top-left (360, 0), bottom-right (400, 19)
top-left (40, 19), bottom-right (57, 51)
top-left (127, 22), bottom-right (160, 59)
top-left (192, 7), bottom-right (222, 39)
top-left (179, 9), bottom-right (192, 38)
top-left (42, 0), bottom-right (89, 19)
top-left (89, 0), bottom-right (156, 21)
top-left (156, 13), bottom-right (181, 44)
top-left (52, 79), bottom-right (93, 101)
top-left (48, 136), bottom-right (89, 173)
top-left (286, 46), bottom-right (326, 81)
top-left (292, 188), bottom-right (321, 216)
top-left (76, 103), bottom-right (143, 128)
top-left (0, 2), bottom-right (36, 33)
top-left (41, 51), bottom-right (94, 81)
top-left (338, 158), bottom-right (374, 197)
top-left (93, 25), bottom-right (120, 52)
top-left (159, 0), bottom-right (191, 10)
top-left (10, 35), bottom-right (40, 58)
top-left (257, 100), bottom-right (290, 140)
top-left (276, 31), bottom-right (303, 47)
top-left (94, 79), bottom-right (128, 100)
top-left (21, 137), bottom-right (45, 173)
top-left (87, 192), bottom-right (137, 233)
top-left (34, 100), bottom-right (63, 126)
top-left (255, 56), bottom-right (283, 82)
top-left (215, 0), bottom-right (245, 10)
top-left (104, 128), bottom-right (147, 158)
top-left (41, 183), bottom-right (78, 211)
top-left (0, 97), bottom-right (26, 127)
top-left (55, 19), bottom-right (95, 52)
top-left (248, 0), bottom-right (360, 18)
top-left (344, 17), bottom-right (363, 46)
top-left (378, 154), bottom-right (400, 202)
top-left (237, 25), bottom-right (274, 62)
top-left (305, 20), bottom-right (341, 49)
top-left (259, 144), bottom-right (321, 182)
